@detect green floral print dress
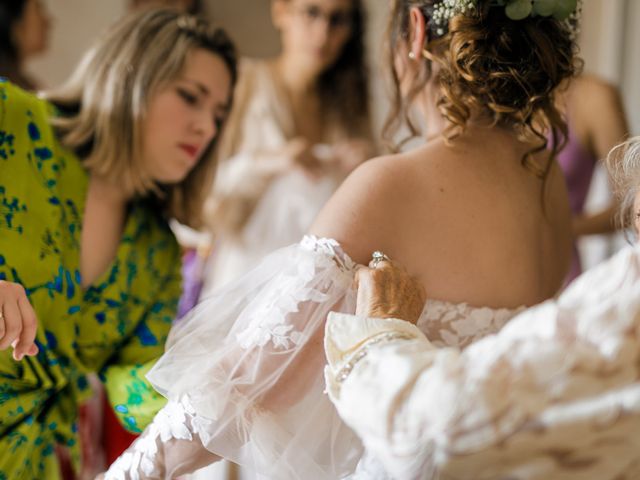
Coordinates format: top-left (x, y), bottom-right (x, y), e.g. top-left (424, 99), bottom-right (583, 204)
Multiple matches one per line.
top-left (0, 80), bottom-right (181, 479)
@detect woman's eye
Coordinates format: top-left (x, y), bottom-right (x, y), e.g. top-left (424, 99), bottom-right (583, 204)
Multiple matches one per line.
top-left (177, 88), bottom-right (198, 105)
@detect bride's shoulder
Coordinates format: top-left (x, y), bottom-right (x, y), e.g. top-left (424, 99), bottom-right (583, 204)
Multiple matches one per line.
top-left (339, 144), bottom-right (453, 200)
top-left (309, 152), bottom-right (433, 264)
top-left (349, 149), bottom-right (435, 191)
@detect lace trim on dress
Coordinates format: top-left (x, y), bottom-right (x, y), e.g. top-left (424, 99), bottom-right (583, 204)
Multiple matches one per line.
top-left (300, 235), bottom-right (357, 272)
top-left (235, 236), bottom-right (356, 351)
top-left (418, 299), bottom-right (525, 349)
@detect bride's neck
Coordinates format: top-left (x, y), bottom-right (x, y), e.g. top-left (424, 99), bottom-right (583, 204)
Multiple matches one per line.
top-left (417, 87), bottom-right (535, 145)
top-left (416, 88), bottom-right (445, 141)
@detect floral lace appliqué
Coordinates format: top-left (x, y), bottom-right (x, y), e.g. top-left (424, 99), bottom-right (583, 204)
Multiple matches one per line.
top-left (300, 235), bottom-right (357, 272)
top-left (418, 299), bottom-right (524, 349)
top-left (105, 396), bottom-right (197, 480)
top-left (235, 236), bottom-right (355, 350)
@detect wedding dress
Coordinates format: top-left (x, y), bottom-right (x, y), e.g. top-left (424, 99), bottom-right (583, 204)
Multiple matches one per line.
top-left (104, 236), bottom-right (525, 479)
top-left (106, 238), bottom-right (640, 479)
top-left (326, 243), bottom-right (640, 479)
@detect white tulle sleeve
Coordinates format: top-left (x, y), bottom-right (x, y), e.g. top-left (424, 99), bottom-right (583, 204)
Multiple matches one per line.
top-left (105, 236), bottom-right (364, 480)
top-left (325, 245), bottom-right (640, 480)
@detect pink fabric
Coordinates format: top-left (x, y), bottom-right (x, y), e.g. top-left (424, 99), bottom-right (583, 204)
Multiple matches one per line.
top-left (557, 128), bottom-right (598, 216)
top-left (556, 126), bottom-right (598, 282)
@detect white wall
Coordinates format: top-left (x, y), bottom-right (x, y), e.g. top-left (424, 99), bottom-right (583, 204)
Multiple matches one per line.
top-left (580, 0), bottom-right (639, 135)
top-left (208, 1), bottom-right (279, 58)
top-left (28, 0), bottom-right (128, 88)
top-left (621, 0), bottom-right (640, 135)
top-left (362, 0), bottom-right (391, 136)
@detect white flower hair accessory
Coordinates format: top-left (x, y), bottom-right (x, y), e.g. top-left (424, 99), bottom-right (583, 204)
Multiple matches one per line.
top-left (431, 0), bottom-right (582, 37)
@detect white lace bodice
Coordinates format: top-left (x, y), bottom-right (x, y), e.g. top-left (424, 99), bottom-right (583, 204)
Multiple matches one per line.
top-left (417, 299), bottom-right (524, 349)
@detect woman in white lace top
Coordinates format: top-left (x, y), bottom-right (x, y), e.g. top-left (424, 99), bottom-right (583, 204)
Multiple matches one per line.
top-left (326, 137), bottom-right (640, 479)
top-left (103, 0), bottom-right (582, 478)
top-left (197, 0), bottom-right (374, 300)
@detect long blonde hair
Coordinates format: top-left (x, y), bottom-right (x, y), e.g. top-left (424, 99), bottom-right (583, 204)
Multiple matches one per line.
top-left (44, 8), bottom-right (237, 228)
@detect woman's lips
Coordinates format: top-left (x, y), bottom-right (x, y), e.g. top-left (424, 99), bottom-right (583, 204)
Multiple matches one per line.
top-left (179, 143), bottom-right (199, 159)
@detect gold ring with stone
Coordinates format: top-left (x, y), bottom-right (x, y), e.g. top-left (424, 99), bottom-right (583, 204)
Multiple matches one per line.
top-left (369, 251), bottom-right (390, 268)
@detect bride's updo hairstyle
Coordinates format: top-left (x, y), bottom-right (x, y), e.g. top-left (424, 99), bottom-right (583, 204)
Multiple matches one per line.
top-left (385, 0), bottom-right (581, 179)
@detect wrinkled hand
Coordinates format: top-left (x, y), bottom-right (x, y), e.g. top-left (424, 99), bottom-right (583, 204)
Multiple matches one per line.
top-left (0, 280), bottom-right (39, 361)
top-left (355, 258), bottom-right (426, 324)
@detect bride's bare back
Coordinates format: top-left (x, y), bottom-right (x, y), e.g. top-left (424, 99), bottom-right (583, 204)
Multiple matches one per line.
top-left (311, 126), bottom-right (572, 309)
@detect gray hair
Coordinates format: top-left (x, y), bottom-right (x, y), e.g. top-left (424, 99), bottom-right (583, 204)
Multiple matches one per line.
top-left (606, 136), bottom-right (640, 236)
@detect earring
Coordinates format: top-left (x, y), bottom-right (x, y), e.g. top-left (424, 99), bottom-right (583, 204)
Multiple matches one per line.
top-left (408, 51), bottom-right (416, 60)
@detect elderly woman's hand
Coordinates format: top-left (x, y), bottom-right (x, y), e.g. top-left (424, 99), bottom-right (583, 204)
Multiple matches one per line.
top-left (354, 254), bottom-right (426, 324)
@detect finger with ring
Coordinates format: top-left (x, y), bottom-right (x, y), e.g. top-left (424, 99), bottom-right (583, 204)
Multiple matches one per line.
top-left (369, 250), bottom-right (391, 268)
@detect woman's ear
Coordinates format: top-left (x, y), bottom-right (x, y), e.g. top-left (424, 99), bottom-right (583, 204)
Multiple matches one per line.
top-left (271, 0), bottom-right (287, 30)
top-left (408, 6), bottom-right (427, 59)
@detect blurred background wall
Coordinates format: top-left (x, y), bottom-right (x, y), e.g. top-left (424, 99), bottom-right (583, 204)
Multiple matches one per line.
top-left (581, 0), bottom-right (639, 134)
top-left (27, 0), bottom-right (639, 135)
top-left (572, 0), bottom-right (639, 265)
top-left (28, 0), bottom-right (127, 87)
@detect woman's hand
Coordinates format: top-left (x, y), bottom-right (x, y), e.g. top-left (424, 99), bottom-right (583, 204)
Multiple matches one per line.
top-left (354, 257), bottom-right (426, 324)
top-left (0, 280), bottom-right (39, 360)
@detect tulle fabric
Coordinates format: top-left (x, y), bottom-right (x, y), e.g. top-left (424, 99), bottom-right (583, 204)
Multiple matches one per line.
top-left (146, 236), bottom-right (362, 479)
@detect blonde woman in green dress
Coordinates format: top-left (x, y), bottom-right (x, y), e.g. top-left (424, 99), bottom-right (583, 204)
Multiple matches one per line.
top-left (0, 8), bottom-right (236, 479)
